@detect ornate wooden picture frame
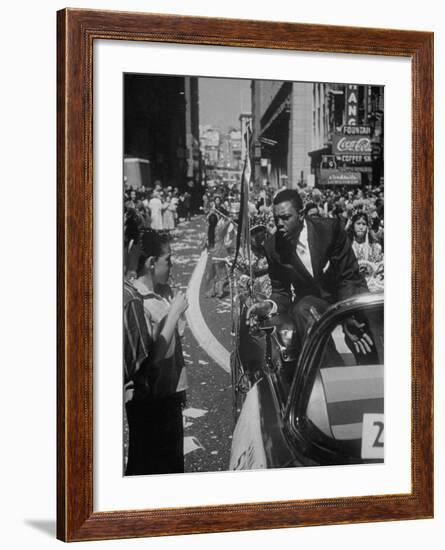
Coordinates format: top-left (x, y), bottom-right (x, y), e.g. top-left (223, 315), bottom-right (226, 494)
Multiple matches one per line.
top-left (57, 8), bottom-right (433, 542)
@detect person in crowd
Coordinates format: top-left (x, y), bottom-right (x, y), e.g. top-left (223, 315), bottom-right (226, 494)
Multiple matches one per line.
top-left (370, 210), bottom-right (384, 247)
top-left (331, 203), bottom-right (349, 228)
top-left (348, 212), bottom-right (383, 264)
top-left (256, 194), bottom-right (265, 212)
top-left (171, 188), bottom-right (180, 224)
top-left (310, 187), bottom-right (323, 211)
top-left (202, 192), bottom-right (210, 215)
top-left (138, 204), bottom-right (151, 230)
top-left (141, 189), bottom-right (151, 209)
top-left (148, 189), bottom-right (164, 231)
top-left (248, 198), bottom-right (258, 216)
top-left (246, 189), bottom-right (372, 357)
top-left (124, 230), bottom-right (189, 475)
top-left (176, 193), bottom-right (185, 220)
top-left (255, 183), bottom-right (269, 212)
top-left (206, 200), bottom-right (218, 249)
top-left (375, 197), bottom-right (384, 219)
top-left (249, 224), bottom-right (272, 298)
top-left (205, 212), bottom-right (235, 299)
top-left (182, 190), bottom-right (192, 221)
top-left (125, 189), bottom-right (139, 210)
top-left (163, 190), bottom-right (177, 233)
top-left (223, 198), bottom-right (231, 214)
top-left (124, 207), bottom-right (143, 280)
top-left (214, 195), bottom-right (228, 216)
top-left (347, 212), bottom-right (384, 292)
top-left (304, 201), bottom-right (320, 218)
top-left (377, 218), bottom-right (384, 251)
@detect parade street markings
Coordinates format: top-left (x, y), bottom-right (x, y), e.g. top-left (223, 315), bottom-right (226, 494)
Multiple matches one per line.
top-left (185, 249), bottom-right (231, 373)
top-left (169, 217), bottom-right (232, 471)
top-left (184, 436), bottom-right (205, 455)
top-left (183, 407), bottom-right (208, 451)
top-left (183, 407), bottom-right (208, 419)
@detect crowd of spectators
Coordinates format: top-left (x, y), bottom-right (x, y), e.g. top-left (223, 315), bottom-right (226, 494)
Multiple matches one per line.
top-left (125, 175), bottom-right (385, 292)
top-left (298, 185), bottom-right (384, 248)
top-left (202, 179), bottom-right (385, 296)
top-left (203, 180), bottom-right (384, 247)
top-left (124, 180), bottom-right (192, 248)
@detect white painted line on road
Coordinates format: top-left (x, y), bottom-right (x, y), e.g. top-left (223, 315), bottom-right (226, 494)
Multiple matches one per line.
top-left (185, 250), bottom-right (231, 373)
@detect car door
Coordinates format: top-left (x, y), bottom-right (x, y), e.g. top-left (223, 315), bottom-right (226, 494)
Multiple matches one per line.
top-left (284, 294), bottom-right (384, 465)
top-left (230, 306), bottom-right (312, 470)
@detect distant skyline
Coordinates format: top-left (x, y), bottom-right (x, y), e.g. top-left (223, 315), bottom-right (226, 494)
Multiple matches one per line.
top-left (198, 77), bottom-right (251, 132)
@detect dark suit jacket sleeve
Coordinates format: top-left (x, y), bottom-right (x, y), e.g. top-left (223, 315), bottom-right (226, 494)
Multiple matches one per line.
top-left (330, 220), bottom-right (368, 300)
top-left (265, 245), bottom-right (293, 314)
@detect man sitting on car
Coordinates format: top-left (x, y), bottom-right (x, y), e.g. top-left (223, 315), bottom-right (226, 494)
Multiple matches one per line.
top-left (247, 189), bottom-right (373, 358)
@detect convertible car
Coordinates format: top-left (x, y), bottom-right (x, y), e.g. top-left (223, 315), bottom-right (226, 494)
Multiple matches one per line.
top-left (229, 254), bottom-right (384, 470)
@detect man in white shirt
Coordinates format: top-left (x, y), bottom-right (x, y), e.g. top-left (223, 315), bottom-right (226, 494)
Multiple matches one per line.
top-left (247, 189), bottom-right (372, 356)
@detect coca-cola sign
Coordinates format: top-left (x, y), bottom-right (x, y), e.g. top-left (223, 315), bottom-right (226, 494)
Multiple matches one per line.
top-left (332, 134), bottom-right (372, 154)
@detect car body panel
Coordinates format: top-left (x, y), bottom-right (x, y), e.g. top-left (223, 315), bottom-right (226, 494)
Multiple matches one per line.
top-left (230, 292), bottom-right (384, 469)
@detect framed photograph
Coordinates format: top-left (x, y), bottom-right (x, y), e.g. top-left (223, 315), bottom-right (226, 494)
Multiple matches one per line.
top-left (57, 8), bottom-right (433, 542)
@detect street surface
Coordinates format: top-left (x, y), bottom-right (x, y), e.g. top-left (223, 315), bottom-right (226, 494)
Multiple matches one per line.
top-left (171, 216), bottom-right (233, 473)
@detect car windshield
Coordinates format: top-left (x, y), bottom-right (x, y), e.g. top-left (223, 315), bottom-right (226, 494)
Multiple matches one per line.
top-left (299, 303), bottom-right (384, 462)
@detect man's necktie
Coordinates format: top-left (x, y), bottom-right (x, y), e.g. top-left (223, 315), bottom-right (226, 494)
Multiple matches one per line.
top-left (296, 240), bottom-right (313, 276)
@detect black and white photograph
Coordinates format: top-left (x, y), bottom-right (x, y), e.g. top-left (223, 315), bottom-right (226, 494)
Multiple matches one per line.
top-left (123, 74), bottom-right (385, 476)
top-left (2, 0), bottom-right (441, 545)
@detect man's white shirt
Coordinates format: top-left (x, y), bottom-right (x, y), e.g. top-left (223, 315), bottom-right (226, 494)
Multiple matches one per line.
top-left (267, 220), bottom-right (314, 316)
top-left (295, 221), bottom-right (314, 276)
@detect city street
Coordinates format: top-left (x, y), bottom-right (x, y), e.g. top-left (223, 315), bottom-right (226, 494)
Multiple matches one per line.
top-left (122, 75), bottom-right (385, 476)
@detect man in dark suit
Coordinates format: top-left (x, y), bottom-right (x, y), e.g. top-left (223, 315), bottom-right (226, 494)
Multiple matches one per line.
top-left (247, 189), bottom-right (373, 356)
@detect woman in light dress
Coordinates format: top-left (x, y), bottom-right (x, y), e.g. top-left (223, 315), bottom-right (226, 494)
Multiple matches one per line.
top-left (148, 190), bottom-right (164, 231)
top-left (162, 191), bottom-right (177, 232)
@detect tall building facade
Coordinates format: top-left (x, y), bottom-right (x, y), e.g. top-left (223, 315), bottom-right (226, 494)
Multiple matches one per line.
top-left (124, 74), bottom-right (201, 191)
top-left (251, 80), bottom-right (384, 190)
top-left (251, 80), bottom-right (312, 190)
top-left (309, 83), bottom-right (384, 188)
